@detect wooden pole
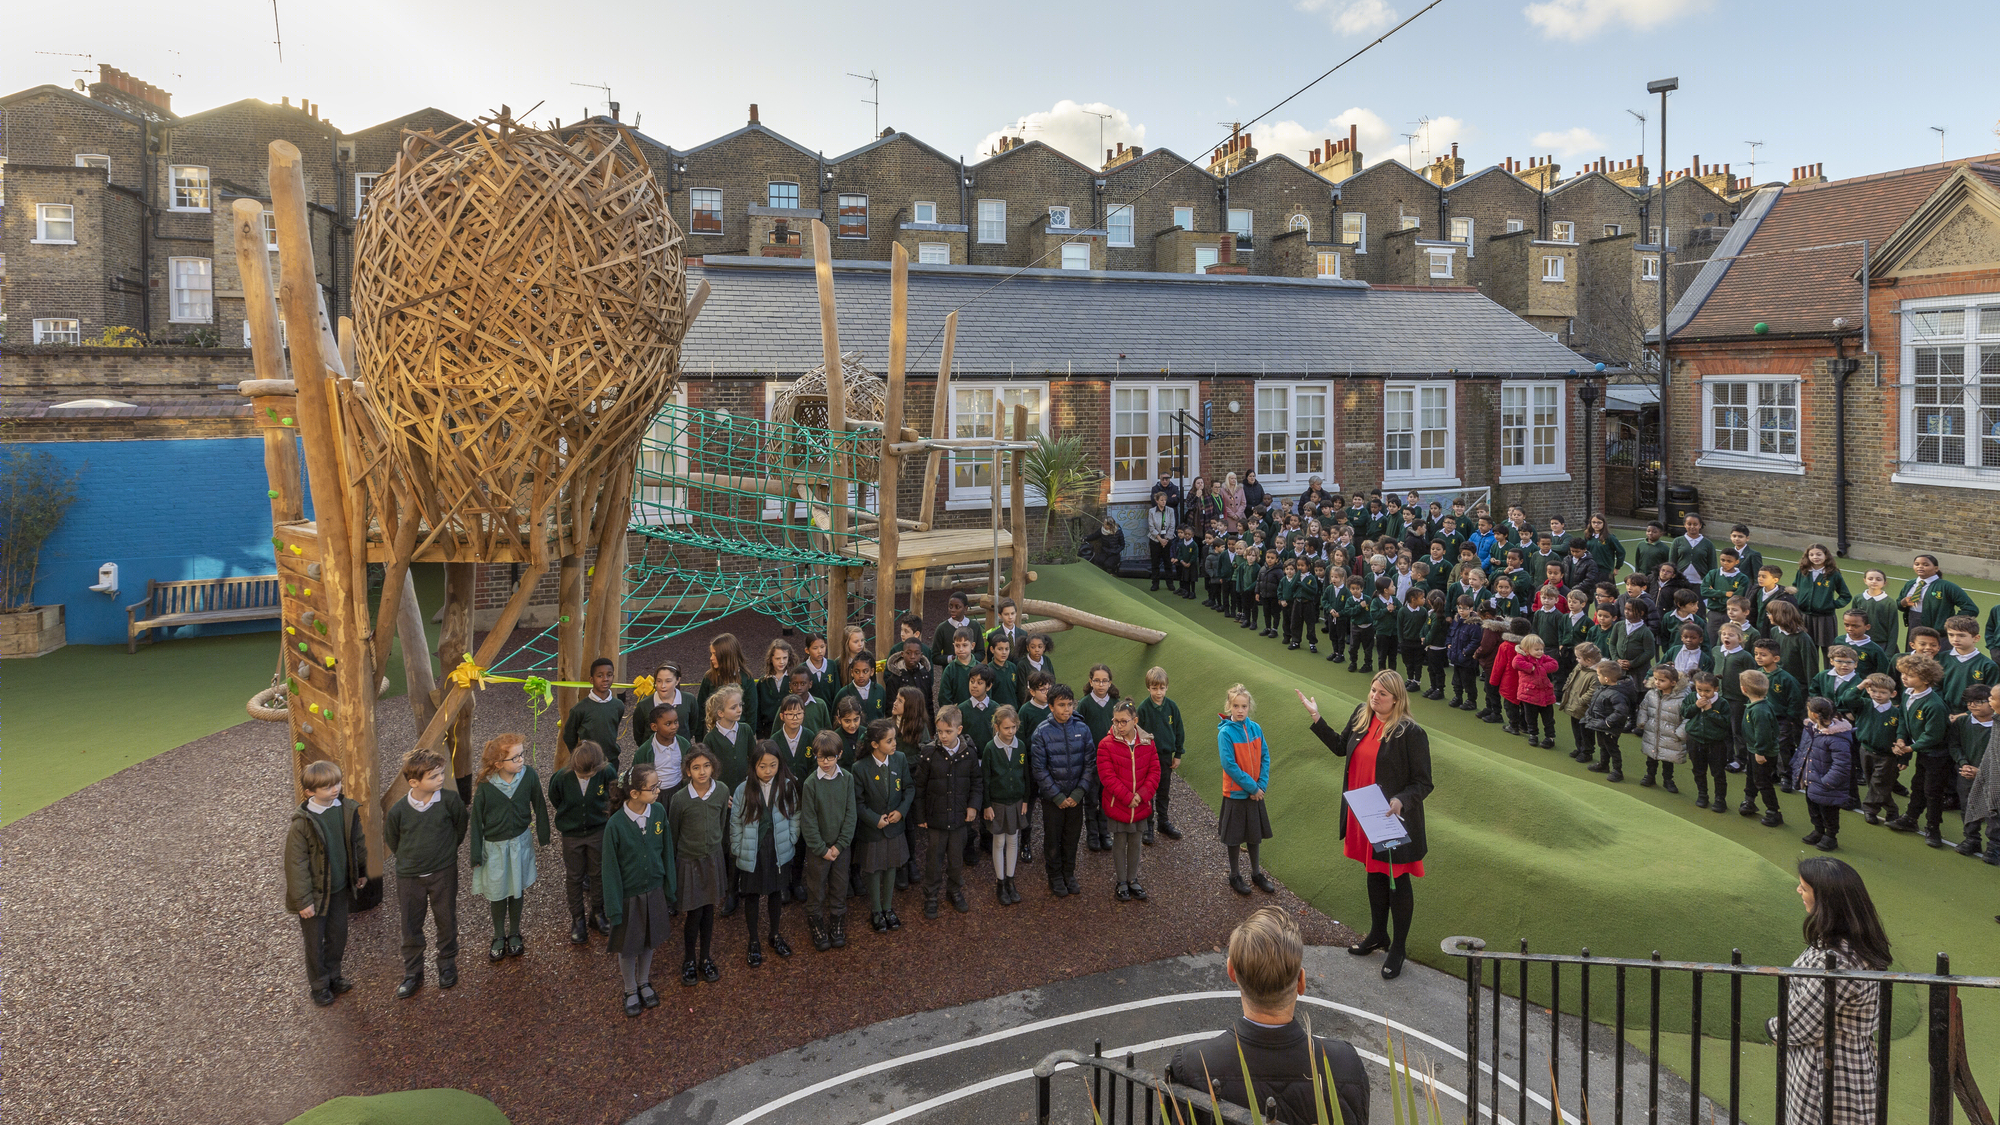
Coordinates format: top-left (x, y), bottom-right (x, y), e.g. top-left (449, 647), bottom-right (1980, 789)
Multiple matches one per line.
top-left (973, 594), bottom-right (1167, 645)
top-left (554, 553), bottom-right (585, 771)
top-left (812, 219), bottom-right (849, 642)
top-left (1011, 402), bottom-right (1030, 603)
top-left (989, 401), bottom-right (1003, 636)
top-left (232, 201), bottom-right (303, 525)
top-left (583, 457), bottom-right (634, 687)
top-left (268, 140), bottom-right (381, 878)
top-left (908, 310), bottom-right (957, 614)
top-left (875, 244), bottom-right (908, 657)
top-left (395, 567), bottom-right (437, 733)
top-left (438, 562), bottom-right (476, 784)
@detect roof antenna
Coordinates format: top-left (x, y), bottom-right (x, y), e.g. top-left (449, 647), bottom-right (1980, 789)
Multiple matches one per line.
top-left (848, 70), bottom-right (880, 139)
top-left (1625, 109), bottom-right (1646, 161)
top-left (1929, 126), bottom-right (1946, 162)
top-left (271, 0), bottom-right (284, 62)
top-left (570, 81), bottom-right (613, 119)
top-left (1743, 140), bottom-right (1764, 183)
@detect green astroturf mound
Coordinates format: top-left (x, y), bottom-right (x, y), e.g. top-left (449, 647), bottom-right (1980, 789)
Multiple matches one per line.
top-left (285, 1089), bottom-right (509, 1125)
top-left (1027, 564), bottom-right (1812, 1035)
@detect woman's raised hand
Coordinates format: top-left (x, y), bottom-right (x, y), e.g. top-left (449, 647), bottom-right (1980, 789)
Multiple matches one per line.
top-left (1295, 688), bottom-right (1320, 724)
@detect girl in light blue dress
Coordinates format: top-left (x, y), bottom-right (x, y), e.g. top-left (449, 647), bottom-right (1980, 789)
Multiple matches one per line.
top-left (470, 732), bottom-right (551, 961)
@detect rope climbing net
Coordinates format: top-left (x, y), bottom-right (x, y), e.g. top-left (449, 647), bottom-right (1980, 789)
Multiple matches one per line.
top-left (490, 403), bottom-right (882, 672)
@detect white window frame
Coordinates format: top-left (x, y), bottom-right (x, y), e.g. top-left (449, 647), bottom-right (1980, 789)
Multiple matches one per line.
top-left (1343, 211), bottom-right (1366, 254)
top-left (689, 187), bottom-right (723, 234)
top-left (1172, 206), bottom-right (1194, 231)
top-left (1108, 205), bottom-right (1134, 247)
top-left (33, 318), bottom-right (81, 344)
top-left (1505, 219), bottom-right (1525, 233)
top-left (1642, 255), bottom-right (1661, 280)
top-left (1381, 381), bottom-right (1459, 488)
top-left (1227, 209), bottom-right (1253, 240)
top-left (634, 385), bottom-right (694, 526)
top-left (1252, 382), bottom-right (1336, 491)
top-left (262, 211), bottom-right (280, 252)
top-left (1059, 242), bottom-right (1091, 270)
top-left (1427, 250), bottom-right (1455, 279)
top-left (1542, 255), bottom-right (1566, 282)
top-left (916, 242), bottom-right (950, 265)
top-left (1288, 213), bottom-right (1310, 238)
top-left (1316, 251), bottom-right (1342, 279)
top-left (1047, 205), bottom-right (1073, 229)
top-left (1499, 381), bottom-right (1571, 483)
top-left (1552, 220), bottom-right (1576, 243)
top-left (1109, 382), bottom-right (1200, 500)
top-left (170, 165), bottom-right (210, 212)
top-left (34, 203), bottom-right (76, 244)
top-left (977, 199), bottom-right (1006, 244)
top-left (353, 173), bottom-right (380, 218)
top-left (767, 181), bottom-right (801, 209)
top-left (912, 200), bottom-right (938, 224)
top-left (1192, 245), bottom-right (1219, 274)
top-left (946, 382), bottom-right (1049, 508)
top-left (1399, 213), bottom-right (1420, 232)
top-left (837, 194), bottom-right (869, 239)
top-left (168, 256), bottom-right (214, 324)
top-left (1603, 224), bottom-right (1622, 237)
top-left (1649, 226), bottom-right (1672, 246)
top-left (1699, 376), bottom-right (1804, 475)
top-left (1449, 216), bottom-right (1473, 254)
top-left (75, 154), bottom-right (109, 175)
top-left (1892, 294), bottom-right (2000, 490)
top-left (242, 319), bottom-right (290, 348)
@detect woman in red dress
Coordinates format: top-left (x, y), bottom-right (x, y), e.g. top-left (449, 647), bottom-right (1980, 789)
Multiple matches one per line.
top-left (1299, 670), bottom-right (1434, 979)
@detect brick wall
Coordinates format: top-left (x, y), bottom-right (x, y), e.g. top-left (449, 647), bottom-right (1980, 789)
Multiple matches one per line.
top-left (1223, 159), bottom-right (1334, 264)
top-left (1444, 171), bottom-right (1541, 289)
top-left (826, 134), bottom-right (964, 263)
top-left (677, 126), bottom-right (826, 258)
top-left (970, 144), bottom-right (1098, 268)
top-left (0, 346), bottom-right (256, 399)
top-left (1103, 150), bottom-right (1220, 272)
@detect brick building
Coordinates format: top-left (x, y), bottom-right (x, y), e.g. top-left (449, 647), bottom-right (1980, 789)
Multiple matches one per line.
top-left (1657, 154), bottom-right (2000, 574)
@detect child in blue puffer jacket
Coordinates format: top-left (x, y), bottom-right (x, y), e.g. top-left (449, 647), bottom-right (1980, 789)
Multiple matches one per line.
top-left (1793, 697), bottom-right (1855, 852)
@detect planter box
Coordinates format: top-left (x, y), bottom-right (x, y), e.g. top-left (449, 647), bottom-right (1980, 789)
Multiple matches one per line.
top-left (0, 604), bottom-right (66, 658)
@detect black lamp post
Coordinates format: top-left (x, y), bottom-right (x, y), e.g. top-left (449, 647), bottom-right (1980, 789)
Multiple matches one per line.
top-left (1576, 364), bottom-right (1604, 518)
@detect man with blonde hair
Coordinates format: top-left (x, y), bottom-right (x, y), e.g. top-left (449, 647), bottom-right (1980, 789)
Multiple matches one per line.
top-left (1166, 907), bottom-right (1369, 1123)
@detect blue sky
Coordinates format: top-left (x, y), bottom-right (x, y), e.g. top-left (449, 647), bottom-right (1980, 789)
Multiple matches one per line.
top-left (7, 0), bottom-right (1996, 184)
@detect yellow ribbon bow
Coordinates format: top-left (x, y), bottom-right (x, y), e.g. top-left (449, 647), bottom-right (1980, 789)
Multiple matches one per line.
top-left (629, 674), bottom-right (655, 699)
top-left (448, 654), bottom-right (493, 691)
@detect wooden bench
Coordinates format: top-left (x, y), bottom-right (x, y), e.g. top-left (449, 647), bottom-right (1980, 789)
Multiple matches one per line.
top-left (127, 575), bottom-right (284, 652)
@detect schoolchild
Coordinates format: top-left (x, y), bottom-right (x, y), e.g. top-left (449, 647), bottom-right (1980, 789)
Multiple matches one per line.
top-left (1233, 541), bottom-right (1261, 628)
top-left (1446, 596), bottom-right (1484, 710)
top-left (1493, 615), bottom-right (1530, 735)
top-left (755, 640), bottom-right (799, 739)
top-left (1560, 642), bottom-right (1605, 761)
top-left (1752, 639), bottom-right (1806, 789)
top-left (1257, 550), bottom-right (1287, 638)
top-left (701, 686), bottom-right (755, 917)
top-left (1343, 575), bottom-right (1376, 673)
top-left (1582, 662), bottom-right (1639, 780)
top-left (1370, 577), bottom-right (1402, 676)
top-left (1947, 685), bottom-right (1995, 861)
top-left (668, 748), bottom-right (731, 983)
top-left (1203, 533), bottom-right (1230, 609)
top-left (1854, 673), bottom-right (1906, 824)
top-left (1680, 671), bottom-right (1733, 811)
top-left (911, 706), bottom-right (983, 918)
top-left (834, 651), bottom-right (887, 723)
top-left (1939, 615), bottom-right (2000, 707)
top-left (1136, 666), bottom-right (1188, 842)
top-left (799, 733), bottom-right (857, 951)
top-left (1216, 684), bottom-right (1276, 896)
top-left (1838, 610), bottom-right (1890, 678)
top-left (1855, 569), bottom-right (1900, 654)
top-left (1475, 608), bottom-right (1507, 722)
top-left (1811, 647), bottom-right (1867, 719)
top-left (731, 744), bottom-right (800, 964)
top-left (285, 760), bottom-right (367, 1006)
top-left (1738, 670), bottom-right (1784, 826)
top-left (469, 732), bottom-right (550, 961)
top-left (800, 633), bottom-right (840, 710)
top-left (1097, 700), bottom-right (1162, 903)
top-left (1277, 558), bottom-right (1305, 648)
top-left (547, 740), bottom-right (616, 945)
top-left (1750, 567), bottom-right (1797, 641)
top-left (1766, 599), bottom-right (1820, 687)
top-left (601, 762), bottom-right (675, 1017)
top-left (1713, 624), bottom-right (1757, 771)
top-left (1722, 596), bottom-right (1762, 649)
top-left (884, 637), bottom-right (934, 712)
top-left (933, 593), bottom-right (977, 663)
top-left (1078, 665), bottom-right (1121, 852)
top-left (1726, 526), bottom-right (1764, 585)
top-left (1659, 590), bottom-right (1706, 652)
top-left (1420, 588), bottom-right (1451, 702)
top-left (1174, 523), bottom-right (1200, 599)
top-left (694, 633), bottom-right (758, 744)
top-left (1513, 634), bottom-right (1561, 748)
top-left (1886, 655), bottom-right (1951, 846)
top-left (1631, 521), bottom-right (1671, 581)
top-left (1669, 513), bottom-right (1718, 586)
top-left (383, 749), bottom-right (467, 998)
top-left (1031, 684), bottom-right (1096, 898)
top-left (1396, 587), bottom-right (1430, 692)
top-left (854, 719), bottom-right (914, 932)
top-left (1701, 550), bottom-right (1751, 641)
top-left (1634, 666), bottom-right (1687, 792)
top-left (1793, 698), bottom-right (1855, 852)
top-left (562, 657), bottom-right (627, 770)
top-left (982, 706), bottom-right (1031, 905)
top-left (938, 627), bottom-right (980, 709)
top-left (894, 614), bottom-right (930, 662)
top-left (1303, 562), bottom-right (1330, 653)
top-left (632, 704), bottom-right (689, 797)
top-left (1021, 632), bottom-right (1056, 688)
top-left (986, 599), bottom-right (1025, 665)
top-left (1669, 623), bottom-right (1713, 680)
top-left (631, 661), bottom-right (696, 751)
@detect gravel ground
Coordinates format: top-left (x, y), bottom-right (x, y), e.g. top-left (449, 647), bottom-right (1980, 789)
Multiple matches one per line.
top-left (2, 608), bottom-right (1355, 1125)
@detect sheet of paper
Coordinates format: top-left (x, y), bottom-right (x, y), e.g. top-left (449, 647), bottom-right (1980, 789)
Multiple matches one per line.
top-left (1344, 784), bottom-right (1409, 847)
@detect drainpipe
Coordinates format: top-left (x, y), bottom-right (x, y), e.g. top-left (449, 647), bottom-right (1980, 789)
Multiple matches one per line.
top-left (958, 157), bottom-right (969, 263)
top-left (1832, 341), bottom-right (1855, 558)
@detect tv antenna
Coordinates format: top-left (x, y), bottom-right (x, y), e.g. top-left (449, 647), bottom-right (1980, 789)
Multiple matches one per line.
top-left (1082, 108), bottom-right (1112, 159)
top-left (1743, 140), bottom-right (1764, 183)
top-left (1401, 132), bottom-right (1419, 165)
top-left (570, 81), bottom-right (616, 120)
top-left (848, 70), bottom-right (880, 138)
top-left (35, 50), bottom-right (95, 76)
top-left (1626, 109), bottom-right (1647, 158)
top-left (1411, 115), bottom-right (1432, 162)
top-left (1930, 126), bottom-right (1946, 161)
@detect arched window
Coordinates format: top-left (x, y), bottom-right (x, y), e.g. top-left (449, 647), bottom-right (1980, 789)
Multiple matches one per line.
top-left (1288, 213), bottom-right (1310, 237)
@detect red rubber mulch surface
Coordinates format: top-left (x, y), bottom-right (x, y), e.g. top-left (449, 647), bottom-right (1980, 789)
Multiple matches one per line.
top-left (0, 609), bottom-right (1356, 1125)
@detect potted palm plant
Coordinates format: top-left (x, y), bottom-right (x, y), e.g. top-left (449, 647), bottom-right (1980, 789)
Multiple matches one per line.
top-left (0, 447), bottom-right (81, 657)
top-left (1019, 434), bottom-right (1103, 563)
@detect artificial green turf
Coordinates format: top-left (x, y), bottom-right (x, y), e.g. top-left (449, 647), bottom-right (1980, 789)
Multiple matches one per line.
top-left (0, 565), bottom-right (443, 826)
top-left (1025, 562), bottom-right (1997, 1116)
top-left (285, 1089), bottom-right (509, 1125)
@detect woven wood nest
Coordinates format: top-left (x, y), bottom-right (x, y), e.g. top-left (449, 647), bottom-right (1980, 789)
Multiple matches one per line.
top-left (349, 110), bottom-right (686, 560)
top-left (766, 351), bottom-right (885, 464)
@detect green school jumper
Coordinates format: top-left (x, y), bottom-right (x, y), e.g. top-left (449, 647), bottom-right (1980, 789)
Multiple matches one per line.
top-left (957, 697), bottom-right (999, 759)
top-left (835, 681), bottom-right (887, 723)
top-left (1940, 650), bottom-right (2000, 708)
top-left (562, 694), bottom-right (628, 767)
top-left (1632, 538), bottom-right (1671, 580)
top-left (1078, 693), bottom-right (1118, 745)
top-left (702, 721), bottom-right (757, 791)
top-left (1855, 592), bottom-right (1900, 654)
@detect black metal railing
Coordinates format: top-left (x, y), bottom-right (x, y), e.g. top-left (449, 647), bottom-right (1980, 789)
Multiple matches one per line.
top-left (1034, 1042), bottom-right (1265, 1125)
top-left (1444, 935), bottom-right (2000, 1125)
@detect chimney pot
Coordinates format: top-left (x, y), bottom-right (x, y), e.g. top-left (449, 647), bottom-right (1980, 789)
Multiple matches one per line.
top-left (1349, 123), bottom-right (1358, 152)
top-left (748, 103), bottom-right (759, 124)
top-left (281, 96), bottom-right (291, 108)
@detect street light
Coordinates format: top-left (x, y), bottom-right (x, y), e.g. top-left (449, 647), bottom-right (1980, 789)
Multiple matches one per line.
top-left (1647, 76), bottom-right (1678, 522)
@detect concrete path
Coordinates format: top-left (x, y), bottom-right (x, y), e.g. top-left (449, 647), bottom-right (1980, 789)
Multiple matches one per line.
top-left (639, 944), bottom-right (1702, 1125)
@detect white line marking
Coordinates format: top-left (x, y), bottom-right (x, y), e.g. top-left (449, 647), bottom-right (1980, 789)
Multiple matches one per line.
top-left (729, 990), bottom-right (1589, 1125)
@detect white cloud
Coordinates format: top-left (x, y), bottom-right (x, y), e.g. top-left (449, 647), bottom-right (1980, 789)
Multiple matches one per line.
top-left (1296, 0), bottom-right (1399, 35)
top-left (976, 100), bottom-right (1145, 167)
top-left (1251, 109), bottom-right (1470, 171)
top-left (1523, 0), bottom-right (1712, 40)
top-left (1530, 127), bottom-right (1607, 158)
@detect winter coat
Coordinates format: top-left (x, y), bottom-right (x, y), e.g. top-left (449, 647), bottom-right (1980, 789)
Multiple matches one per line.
top-left (1217, 716), bottom-right (1271, 799)
top-left (1491, 632), bottom-right (1525, 700)
top-left (1447, 616), bottom-right (1484, 664)
top-left (1512, 651), bottom-right (1560, 707)
top-left (1635, 688), bottom-right (1688, 763)
top-left (883, 650), bottom-right (933, 709)
top-left (729, 779), bottom-right (800, 871)
top-left (1257, 564), bottom-right (1285, 599)
top-left (1791, 719), bottom-right (1856, 806)
top-left (1475, 618), bottom-right (1506, 668)
top-left (283, 800), bottom-right (368, 917)
top-left (1559, 662), bottom-right (1603, 719)
top-left (1583, 677), bottom-right (1640, 733)
top-left (1030, 714), bottom-right (1098, 803)
top-left (911, 739), bottom-right (985, 829)
top-left (1311, 710), bottom-right (1433, 866)
top-left (1096, 731), bottom-right (1161, 823)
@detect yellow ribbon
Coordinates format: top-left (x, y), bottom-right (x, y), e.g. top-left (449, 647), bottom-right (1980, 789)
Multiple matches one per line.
top-left (447, 654), bottom-right (652, 696)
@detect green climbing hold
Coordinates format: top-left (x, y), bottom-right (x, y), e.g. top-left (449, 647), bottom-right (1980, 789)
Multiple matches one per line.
top-left (315, 620), bottom-right (328, 635)
top-left (288, 677), bottom-right (299, 695)
top-left (281, 416), bottom-right (294, 426)
top-left (267, 406), bottom-right (279, 418)
top-left (295, 742), bottom-right (306, 752)
top-left (268, 489), bottom-right (280, 499)
top-left (1753, 322), bottom-right (1769, 334)
top-left (298, 642), bottom-right (309, 652)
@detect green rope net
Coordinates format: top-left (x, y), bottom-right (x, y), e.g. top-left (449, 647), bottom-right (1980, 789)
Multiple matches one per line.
top-left (491, 403), bottom-right (880, 673)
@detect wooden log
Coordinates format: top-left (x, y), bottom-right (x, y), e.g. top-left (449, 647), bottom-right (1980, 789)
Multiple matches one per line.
top-left (988, 401), bottom-right (1003, 635)
top-left (812, 219), bottom-right (849, 640)
top-left (438, 563), bottom-right (476, 781)
top-left (1020, 618), bottom-right (1073, 635)
top-left (396, 566), bottom-right (437, 734)
top-left (1011, 403), bottom-right (1030, 603)
top-left (972, 594), bottom-right (1166, 645)
top-left (580, 457), bottom-right (635, 749)
top-left (637, 469), bottom-right (798, 498)
top-left (876, 244), bottom-right (908, 655)
top-left (916, 310), bottom-right (955, 533)
top-left (232, 203), bottom-right (303, 527)
top-left (269, 141), bottom-right (382, 878)
top-left (554, 553), bottom-right (585, 771)
top-left (239, 377), bottom-right (297, 396)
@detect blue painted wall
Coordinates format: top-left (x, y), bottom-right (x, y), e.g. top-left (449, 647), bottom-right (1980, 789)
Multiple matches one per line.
top-left (29, 438), bottom-right (295, 646)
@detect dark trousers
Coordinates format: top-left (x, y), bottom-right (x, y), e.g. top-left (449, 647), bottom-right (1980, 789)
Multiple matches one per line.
top-left (1775, 717), bottom-right (1802, 777)
top-left (1482, 674), bottom-right (1502, 715)
top-left (397, 867), bottom-right (459, 977)
top-left (1150, 542), bottom-right (1172, 585)
top-left (1452, 659), bottom-right (1479, 701)
top-left (1237, 589), bottom-right (1256, 619)
top-left (560, 830), bottom-right (605, 920)
top-left (1325, 615), bottom-right (1345, 656)
top-left (1725, 699), bottom-right (1748, 767)
top-left (1399, 643), bottom-right (1425, 686)
top-left (1861, 750), bottom-right (1902, 817)
top-left (1179, 564), bottom-right (1197, 596)
top-left (1905, 754), bottom-right (1952, 831)
top-left (1688, 738), bottom-right (1729, 801)
top-left (1205, 579), bottom-right (1222, 606)
top-left (1596, 730), bottom-right (1623, 769)
top-left (1807, 800), bottom-right (1842, 838)
top-left (1426, 648), bottom-right (1448, 691)
top-left (1042, 798), bottom-right (1085, 879)
top-left (1745, 753), bottom-right (1780, 811)
top-left (1376, 631), bottom-right (1399, 669)
top-left (1350, 627), bottom-right (1375, 667)
top-left (1262, 595), bottom-right (1283, 630)
top-left (1284, 601), bottom-right (1311, 644)
top-left (1523, 702), bottom-right (1555, 740)
top-left (804, 847), bottom-right (852, 918)
top-left (298, 888), bottom-right (351, 991)
top-left (1086, 790), bottom-right (1109, 845)
top-left (1154, 751), bottom-right (1177, 827)
top-left (1503, 698), bottom-right (1524, 729)
top-left (923, 821), bottom-right (969, 896)
top-left (1570, 716), bottom-right (1593, 755)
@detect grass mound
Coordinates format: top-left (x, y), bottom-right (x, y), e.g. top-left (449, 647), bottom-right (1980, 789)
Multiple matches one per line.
top-left (1027, 564), bottom-right (1814, 1034)
top-left (285, 1089), bottom-right (509, 1125)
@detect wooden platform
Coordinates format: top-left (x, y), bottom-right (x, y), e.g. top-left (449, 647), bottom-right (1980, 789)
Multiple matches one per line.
top-left (854, 527), bottom-right (1013, 571)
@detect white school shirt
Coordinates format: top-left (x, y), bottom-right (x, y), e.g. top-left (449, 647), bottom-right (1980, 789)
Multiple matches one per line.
top-left (1673, 647), bottom-right (1704, 675)
top-left (650, 736), bottom-right (684, 788)
top-left (407, 789), bottom-right (440, 813)
top-left (588, 689), bottom-right (614, 704)
top-left (306, 796), bottom-right (342, 814)
top-left (622, 802), bottom-right (651, 829)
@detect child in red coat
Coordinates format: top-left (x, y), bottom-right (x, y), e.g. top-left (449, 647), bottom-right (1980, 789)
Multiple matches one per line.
top-left (1512, 634), bottom-right (1561, 748)
top-left (1097, 700), bottom-right (1162, 903)
top-left (1492, 617), bottom-right (1533, 736)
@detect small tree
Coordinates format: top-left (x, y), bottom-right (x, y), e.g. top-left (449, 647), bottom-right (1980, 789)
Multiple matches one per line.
top-left (0, 448), bottom-right (83, 612)
top-left (1019, 434), bottom-right (1103, 562)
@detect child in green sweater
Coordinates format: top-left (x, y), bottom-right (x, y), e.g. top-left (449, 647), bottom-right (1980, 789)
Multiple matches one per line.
top-left (547, 740), bottom-right (616, 946)
top-left (982, 706), bottom-right (1030, 905)
top-left (1738, 671), bottom-right (1784, 826)
top-left (1136, 667), bottom-right (1186, 843)
top-left (384, 748), bottom-right (468, 999)
top-left (602, 762), bottom-right (675, 1017)
top-left (1854, 673), bottom-right (1905, 823)
top-left (1887, 654), bottom-right (1951, 845)
top-left (561, 658), bottom-right (627, 770)
top-left (285, 760), bottom-right (366, 1008)
top-left (469, 732), bottom-right (551, 962)
top-left (799, 733), bottom-right (857, 950)
top-left (668, 748), bottom-right (730, 984)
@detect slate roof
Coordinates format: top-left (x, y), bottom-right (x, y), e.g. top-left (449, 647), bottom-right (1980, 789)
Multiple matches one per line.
top-left (1670, 155), bottom-right (2000, 342)
top-left (681, 256), bottom-right (1591, 376)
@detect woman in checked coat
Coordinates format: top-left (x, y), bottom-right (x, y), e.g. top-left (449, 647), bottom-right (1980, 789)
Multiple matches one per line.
top-left (1770, 857), bottom-right (1891, 1124)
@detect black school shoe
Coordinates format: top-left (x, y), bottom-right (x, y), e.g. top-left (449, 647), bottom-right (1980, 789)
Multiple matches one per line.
top-left (1115, 882), bottom-right (1132, 902)
top-left (438, 960), bottom-right (458, 989)
top-left (871, 912), bottom-right (889, 933)
top-left (1049, 876), bottom-right (1069, 898)
top-left (328, 976), bottom-right (354, 995)
top-left (886, 909), bottom-right (903, 930)
top-left (700, 958), bottom-right (721, 983)
top-left (681, 959), bottom-right (700, 986)
top-left (1760, 810), bottom-right (1785, 828)
top-left (1229, 873), bottom-right (1253, 895)
top-left (592, 912), bottom-right (611, 935)
top-left (625, 992), bottom-right (644, 1018)
top-left (311, 987), bottom-right (336, 1007)
top-left (396, 975), bottom-right (423, 1000)
top-left (640, 982), bottom-right (660, 1008)
top-left (770, 933), bottom-right (794, 957)
top-left (1252, 871), bottom-right (1277, 893)
top-left (570, 916), bottom-right (590, 945)
top-left (506, 935), bottom-right (525, 958)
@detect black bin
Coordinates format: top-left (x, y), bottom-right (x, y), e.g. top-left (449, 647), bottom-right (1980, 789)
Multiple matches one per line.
top-left (1665, 485), bottom-right (1701, 527)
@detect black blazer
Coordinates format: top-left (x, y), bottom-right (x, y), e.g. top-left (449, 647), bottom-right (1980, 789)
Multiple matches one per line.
top-left (1311, 711), bottom-right (1433, 866)
top-left (1166, 1015), bottom-right (1369, 1125)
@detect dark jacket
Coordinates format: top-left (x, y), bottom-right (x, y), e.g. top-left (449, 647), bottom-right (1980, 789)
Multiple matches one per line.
top-left (1167, 1016), bottom-right (1369, 1125)
top-left (911, 739), bottom-right (985, 829)
top-left (1257, 563), bottom-right (1285, 599)
top-left (1446, 616), bottom-right (1483, 664)
top-left (1312, 710), bottom-right (1432, 866)
top-left (284, 799), bottom-right (368, 917)
top-left (1791, 719), bottom-right (1856, 805)
top-left (1562, 553), bottom-right (1606, 594)
top-left (1031, 713), bottom-right (1098, 803)
top-left (1083, 525), bottom-right (1126, 572)
top-left (883, 650), bottom-right (934, 708)
top-left (1582, 678), bottom-right (1641, 733)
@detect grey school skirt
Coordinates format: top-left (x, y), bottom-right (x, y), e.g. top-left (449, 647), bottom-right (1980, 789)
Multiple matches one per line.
top-left (674, 851), bottom-right (730, 913)
top-left (987, 801), bottom-right (1025, 834)
top-left (857, 833), bottom-right (911, 874)
top-left (608, 887), bottom-right (672, 957)
top-left (1218, 796), bottom-right (1274, 845)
